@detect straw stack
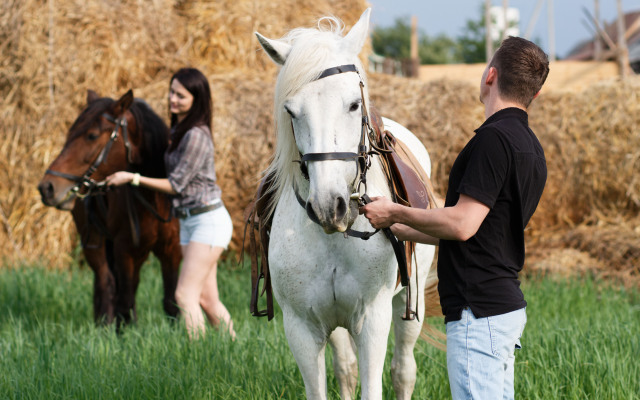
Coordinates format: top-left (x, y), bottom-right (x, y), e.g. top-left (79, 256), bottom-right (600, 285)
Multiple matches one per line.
top-left (1, 0), bottom-right (638, 283)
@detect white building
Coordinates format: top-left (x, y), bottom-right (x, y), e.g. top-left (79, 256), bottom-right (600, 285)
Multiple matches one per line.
top-left (490, 6), bottom-right (520, 41)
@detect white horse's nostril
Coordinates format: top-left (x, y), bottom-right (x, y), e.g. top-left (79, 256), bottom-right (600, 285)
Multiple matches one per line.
top-left (335, 196), bottom-right (347, 221)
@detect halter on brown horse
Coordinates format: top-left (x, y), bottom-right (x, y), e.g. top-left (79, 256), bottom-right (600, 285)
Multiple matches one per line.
top-left (37, 89), bottom-right (182, 329)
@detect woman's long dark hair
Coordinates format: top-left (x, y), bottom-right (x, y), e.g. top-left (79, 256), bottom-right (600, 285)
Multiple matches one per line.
top-left (167, 67), bottom-right (213, 152)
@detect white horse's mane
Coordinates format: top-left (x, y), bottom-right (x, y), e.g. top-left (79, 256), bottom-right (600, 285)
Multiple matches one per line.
top-left (263, 16), bottom-right (369, 219)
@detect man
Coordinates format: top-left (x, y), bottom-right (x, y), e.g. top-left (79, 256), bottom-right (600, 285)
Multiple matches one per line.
top-left (360, 36), bottom-right (549, 399)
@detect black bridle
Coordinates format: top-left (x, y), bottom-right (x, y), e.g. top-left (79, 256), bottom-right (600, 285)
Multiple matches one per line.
top-left (292, 64), bottom-right (390, 239)
top-left (45, 113), bottom-right (131, 200)
top-left (45, 110), bottom-right (172, 247)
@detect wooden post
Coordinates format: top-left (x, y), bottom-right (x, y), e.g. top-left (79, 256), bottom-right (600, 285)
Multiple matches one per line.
top-left (406, 15), bottom-right (419, 77)
top-left (485, 0), bottom-right (493, 62)
top-left (616, 0), bottom-right (630, 78)
top-left (594, 0), bottom-right (602, 60)
top-left (411, 16), bottom-right (418, 60)
top-left (584, 6), bottom-right (618, 51)
top-left (525, 0), bottom-right (545, 39)
top-left (501, 0), bottom-right (509, 42)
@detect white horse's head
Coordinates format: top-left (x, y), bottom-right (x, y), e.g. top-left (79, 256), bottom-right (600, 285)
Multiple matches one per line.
top-left (256, 8), bottom-right (371, 234)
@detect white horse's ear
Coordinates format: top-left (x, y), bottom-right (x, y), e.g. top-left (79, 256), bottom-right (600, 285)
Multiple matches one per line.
top-left (255, 32), bottom-right (292, 65)
top-left (343, 8), bottom-right (371, 55)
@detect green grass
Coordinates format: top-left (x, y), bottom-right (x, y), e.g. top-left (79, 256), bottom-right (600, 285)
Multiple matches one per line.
top-left (0, 258), bottom-right (638, 399)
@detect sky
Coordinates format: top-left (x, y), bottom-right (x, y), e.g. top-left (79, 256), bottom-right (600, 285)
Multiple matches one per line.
top-left (366, 0), bottom-right (640, 59)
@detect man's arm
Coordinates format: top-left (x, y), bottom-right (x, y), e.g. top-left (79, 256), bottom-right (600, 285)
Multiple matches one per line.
top-left (390, 223), bottom-right (440, 245)
top-left (360, 194), bottom-right (490, 243)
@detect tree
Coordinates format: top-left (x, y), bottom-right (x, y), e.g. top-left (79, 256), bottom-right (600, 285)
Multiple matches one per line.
top-left (371, 17), bottom-right (412, 60)
top-left (420, 34), bottom-right (460, 64)
top-left (457, 11), bottom-right (488, 63)
top-left (372, 17), bottom-right (461, 64)
top-left (457, 4), bottom-right (523, 64)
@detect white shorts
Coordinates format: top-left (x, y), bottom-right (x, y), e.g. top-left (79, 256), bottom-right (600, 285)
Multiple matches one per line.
top-left (179, 204), bottom-right (233, 249)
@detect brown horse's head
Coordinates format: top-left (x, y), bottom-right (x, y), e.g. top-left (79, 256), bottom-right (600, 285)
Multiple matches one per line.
top-left (37, 89), bottom-right (161, 210)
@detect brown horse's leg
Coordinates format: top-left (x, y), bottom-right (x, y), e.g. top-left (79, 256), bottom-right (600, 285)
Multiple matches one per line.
top-left (111, 241), bottom-right (146, 332)
top-left (153, 218), bottom-right (182, 320)
top-left (85, 244), bottom-right (116, 325)
top-left (72, 202), bottom-right (115, 325)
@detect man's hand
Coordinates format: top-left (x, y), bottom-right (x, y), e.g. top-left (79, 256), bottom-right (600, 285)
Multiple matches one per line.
top-left (359, 196), bottom-right (396, 229)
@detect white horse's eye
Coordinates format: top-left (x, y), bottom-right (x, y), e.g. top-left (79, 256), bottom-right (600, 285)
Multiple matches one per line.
top-left (349, 101), bottom-right (360, 112)
top-left (284, 105), bottom-right (296, 119)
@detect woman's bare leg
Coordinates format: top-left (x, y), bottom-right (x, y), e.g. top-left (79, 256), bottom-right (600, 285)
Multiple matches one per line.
top-left (199, 253), bottom-right (236, 339)
top-left (175, 242), bottom-right (216, 338)
top-left (175, 242), bottom-right (235, 339)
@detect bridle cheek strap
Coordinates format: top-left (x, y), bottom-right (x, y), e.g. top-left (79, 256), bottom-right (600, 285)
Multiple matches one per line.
top-left (45, 113), bottom-right (128, 198)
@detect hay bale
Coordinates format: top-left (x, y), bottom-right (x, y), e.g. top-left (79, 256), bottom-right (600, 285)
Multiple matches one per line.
top-left (0, 0), bottom-right (368, 267)
top-left (1, 0), bottom-right (639, 285)
top-left (526, 248), bottom-right (605, 278)
top-left (530, 79), bottom-right (640, 229)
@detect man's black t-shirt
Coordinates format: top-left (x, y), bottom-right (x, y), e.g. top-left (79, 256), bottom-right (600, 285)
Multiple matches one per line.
top-left (438, 107), bottom-right (547, 323)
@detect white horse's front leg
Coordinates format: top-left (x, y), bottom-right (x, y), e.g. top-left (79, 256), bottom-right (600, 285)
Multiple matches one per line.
top-left (329, 327), bottom-right (358, 400)
top-left (390, 283), bottom-right (426, 400)
top-left (282, 311), bottom-right (328, 400)
top-left (353, 300), bottom-right (394, 400)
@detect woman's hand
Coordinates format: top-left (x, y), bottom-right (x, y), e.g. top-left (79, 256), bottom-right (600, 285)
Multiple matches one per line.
top-left (105, 171), bottom-right (135, 187)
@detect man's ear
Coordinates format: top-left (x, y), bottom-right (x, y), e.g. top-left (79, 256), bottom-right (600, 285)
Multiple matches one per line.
top-left (485, 66), bottom-right (497, 85)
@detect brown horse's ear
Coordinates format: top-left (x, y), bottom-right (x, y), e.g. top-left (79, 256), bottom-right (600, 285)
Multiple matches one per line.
top-left (111, 89), bottom-right (134, 117)
top-left (117, 89), bottom-right (142, 164)
top-left (87, 90), bottom-right (100, 104)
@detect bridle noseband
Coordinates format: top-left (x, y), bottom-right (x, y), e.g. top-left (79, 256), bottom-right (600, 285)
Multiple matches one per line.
top-left (45, 113), bottom-right (131, 200)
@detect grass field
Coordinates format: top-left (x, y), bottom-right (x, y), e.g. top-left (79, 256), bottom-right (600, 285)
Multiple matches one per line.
top-left (0, 256), bottom-right (638, 399)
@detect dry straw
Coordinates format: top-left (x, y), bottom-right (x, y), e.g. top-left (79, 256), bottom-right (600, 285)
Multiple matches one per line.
top-left (0, 0), bottom-right (369, 268)
top-left (1, 0), bottom-right (638, 283)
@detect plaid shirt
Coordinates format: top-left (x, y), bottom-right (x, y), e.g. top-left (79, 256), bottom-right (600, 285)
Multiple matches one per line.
top-left (164, 125), bottom-right (222, 210)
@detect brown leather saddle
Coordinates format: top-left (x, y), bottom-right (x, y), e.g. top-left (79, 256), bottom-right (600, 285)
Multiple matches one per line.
top-left (245, 108), bottom-right (438, 320)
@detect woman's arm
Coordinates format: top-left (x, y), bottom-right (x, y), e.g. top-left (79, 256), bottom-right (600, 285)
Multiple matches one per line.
top-left (105, 171), bottom-right (176, 195)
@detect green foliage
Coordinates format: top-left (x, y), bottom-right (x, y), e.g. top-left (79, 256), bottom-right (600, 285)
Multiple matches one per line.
top-left (419, 34), bottom-right (460, 65)
top-left (372, 17), bottom-right (461, 64)
top-left (457, 9), bottom-right (489, 64)
top-left (372, 5), bottom-right (540, 65)
top-left (456, 4), bottom-right (528, 64)
top-left (371, 17), bottom-right (413, 60)
top-left (0, 261), bottom-right (638, 399)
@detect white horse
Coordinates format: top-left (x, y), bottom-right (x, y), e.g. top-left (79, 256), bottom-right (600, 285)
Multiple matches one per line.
top-left (256, 8), bottom-right (437, 400)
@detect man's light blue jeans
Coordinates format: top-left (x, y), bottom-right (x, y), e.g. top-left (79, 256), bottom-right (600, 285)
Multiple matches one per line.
top-left (446, 307), bottom-right (527, 400)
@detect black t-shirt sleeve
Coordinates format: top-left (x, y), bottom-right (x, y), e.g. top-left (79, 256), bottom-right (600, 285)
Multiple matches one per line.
top-left (457, 129), bottom-right (510, 208)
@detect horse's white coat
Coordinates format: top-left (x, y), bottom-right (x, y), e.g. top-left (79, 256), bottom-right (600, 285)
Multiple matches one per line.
top-left (257, 8), bottom-right (436, 399)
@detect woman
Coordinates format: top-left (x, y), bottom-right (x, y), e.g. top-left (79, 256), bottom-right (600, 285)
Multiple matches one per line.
top-left (106, 68), bottom-right (235, 339)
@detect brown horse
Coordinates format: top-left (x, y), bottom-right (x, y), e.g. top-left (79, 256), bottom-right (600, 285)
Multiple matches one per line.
top-left (37, 89), bottom-right (182, 329)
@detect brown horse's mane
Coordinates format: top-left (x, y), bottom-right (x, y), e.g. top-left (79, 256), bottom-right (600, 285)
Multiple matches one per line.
top-left (68, 97), bottom-right (170, 179)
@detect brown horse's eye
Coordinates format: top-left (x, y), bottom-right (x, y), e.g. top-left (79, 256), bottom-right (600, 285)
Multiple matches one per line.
top-left (87, 132), bottom-right (99, 141)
